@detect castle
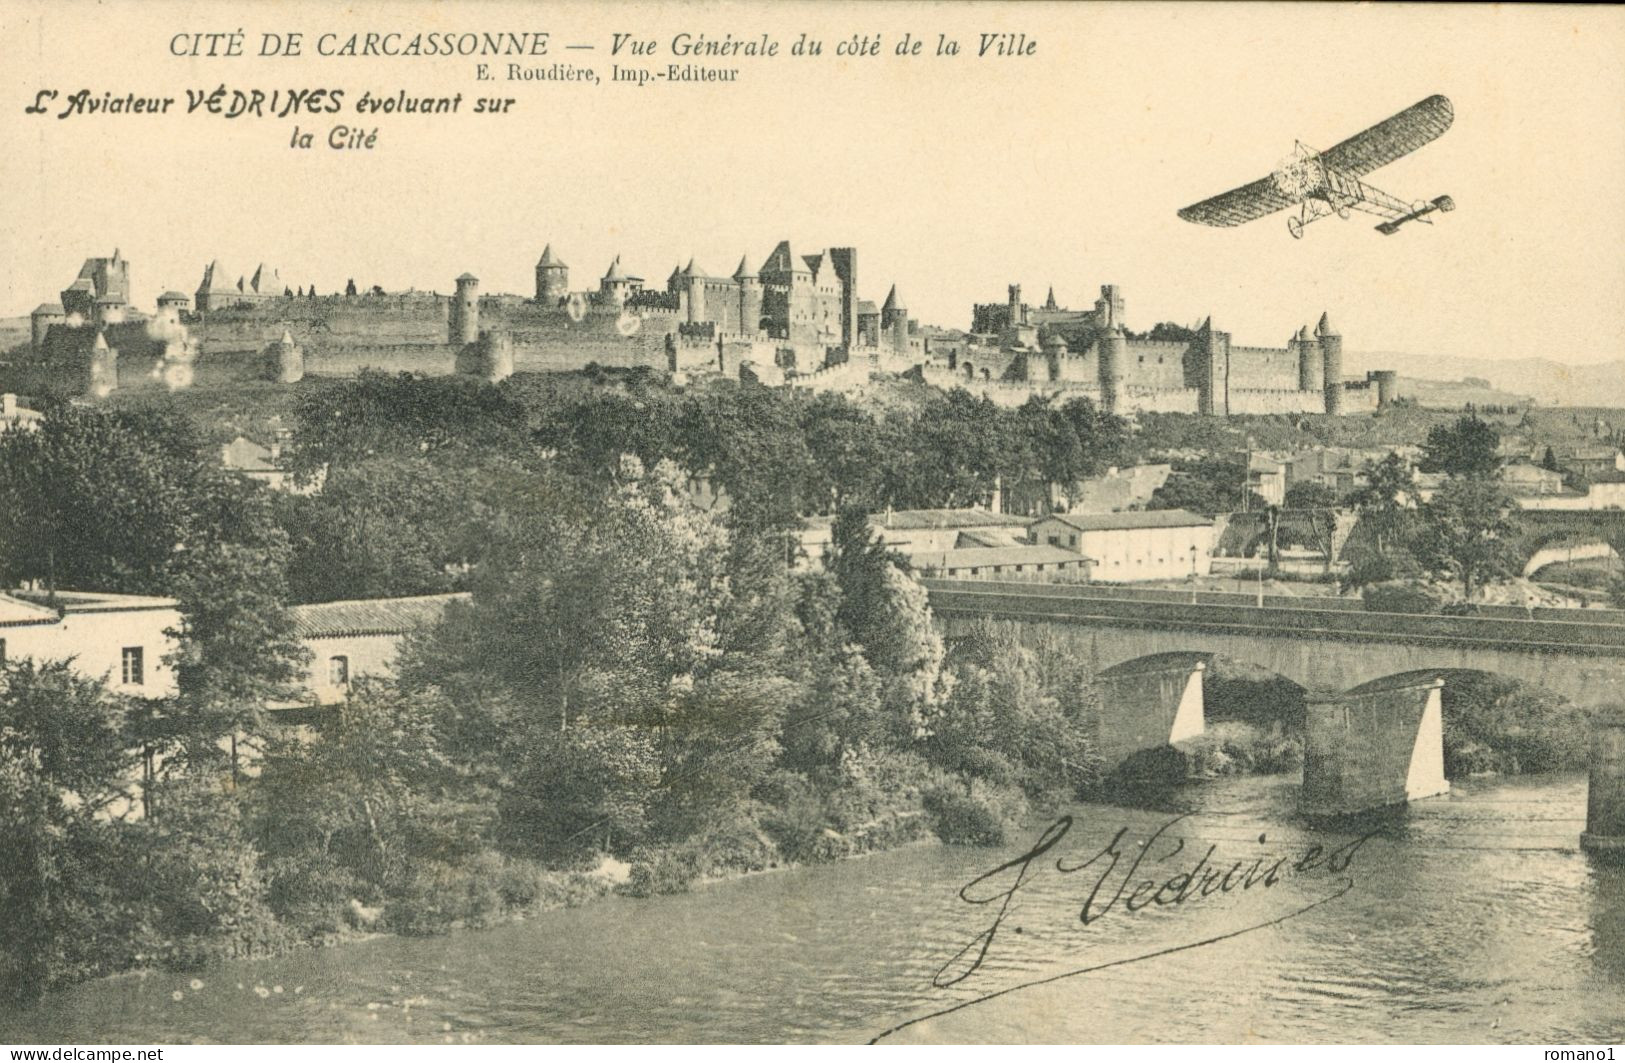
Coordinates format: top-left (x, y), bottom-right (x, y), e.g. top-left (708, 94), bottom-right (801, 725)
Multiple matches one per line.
top-left (940, 283), bottom-right (1397, 415)
top-left (11, 249), bottom-right (1395, 416)
top-left (14, 243), bottom-right (920, 395)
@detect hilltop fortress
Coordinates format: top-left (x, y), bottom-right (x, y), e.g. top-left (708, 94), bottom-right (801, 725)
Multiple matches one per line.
top-left (937, 283), bottom-right (1395, 415)
top-left (10, 247), bottom-right (1395, 415)
top-left (13, 243), bottom-right (917, 396)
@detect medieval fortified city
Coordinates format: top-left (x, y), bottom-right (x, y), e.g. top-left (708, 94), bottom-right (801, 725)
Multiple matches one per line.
top-left (5, 225), bottom-right (1625, 1045)
top-left (2, 2), bottom-right (1625, 1049)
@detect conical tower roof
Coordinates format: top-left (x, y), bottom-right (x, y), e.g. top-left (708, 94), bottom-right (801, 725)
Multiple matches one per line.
top-left (882, 285), bottom-right (903, 312)
top-left (1316, 311), bottom-right (1338, 337)
top-left (732, 255), bottom-right (756, 280)
top-left (603, 256), bottom-right (627, 282)
top-left (537, 244), bottom-right (567, 269)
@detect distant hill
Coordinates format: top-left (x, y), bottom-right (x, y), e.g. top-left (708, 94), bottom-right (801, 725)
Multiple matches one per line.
top-left (0, 316), bottom-right (28, 352)
top-left (1351, 350), bottom-right (1625, 408)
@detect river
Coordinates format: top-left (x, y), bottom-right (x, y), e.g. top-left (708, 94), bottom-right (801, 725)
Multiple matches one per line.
top-left (3, 772), bottom-right (1622, 1044)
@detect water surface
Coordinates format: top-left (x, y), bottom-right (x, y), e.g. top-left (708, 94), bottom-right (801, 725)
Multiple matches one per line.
top-left (4, 772), bottom-right (1621, 1044)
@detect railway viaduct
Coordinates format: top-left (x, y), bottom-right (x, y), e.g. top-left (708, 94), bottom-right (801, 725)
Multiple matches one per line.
top-left (923, 579), bottom-right (1625, 852)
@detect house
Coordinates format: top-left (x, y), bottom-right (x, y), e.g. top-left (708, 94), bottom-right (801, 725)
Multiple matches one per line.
top-left (796, 508), bottom-right (1032, 568)
top-left (1515, 471), bottom-right (1625, 511)
top-left (0, 588), bottom-right (181, 698)
top-left (1499, 461), bottom-right (1565, 496)
top-left (220, 435), bottom-right (323, 494)
top-left (0, 393), bottom-right (43, 434)
top-left (286, 592), bottom-right (469, 705)
top-left (1027, 509), bottom-right (1215, 583)
top-left (911, 544), bottom-right (1092, 582)
top-left (1245, 453), bottom-right (1287, 506)
top-left (1557, 445), bottom-right (1625, 480)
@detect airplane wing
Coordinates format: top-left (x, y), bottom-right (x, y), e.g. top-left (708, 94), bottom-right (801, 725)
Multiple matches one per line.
top-left (1318, 95), bottom-right (1454, 177)
top-left (1177, 174), bottom-right (1298, 227)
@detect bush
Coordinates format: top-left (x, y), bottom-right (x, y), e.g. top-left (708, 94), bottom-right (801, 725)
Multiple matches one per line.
top-left (262, 851), bottom-right (361, 935)
top-left (113, 779), bottom-right (287, 968)
top-left (621, 848), bottom-right (702, 898)
top-left (1363, 580), bottom-right (1450, 614)
top-left (922, 784), bottom-right (1006, 846)
top-left (759, 773), bottom-right (850, 864)
top-left (1440, 674), bottom-right (1592, 777)
top-left (384, 852), bottom-right (505, 935)
top-left (499, 725), bottom-right (662, 864)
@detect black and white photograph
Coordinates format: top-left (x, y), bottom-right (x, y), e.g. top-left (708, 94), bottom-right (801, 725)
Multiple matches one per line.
top-left (0, 0), bottom-right (1622, 1049)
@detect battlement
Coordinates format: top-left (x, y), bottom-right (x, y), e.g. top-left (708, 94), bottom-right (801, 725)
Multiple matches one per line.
top-left (627, 289), bottom-right (682, 312)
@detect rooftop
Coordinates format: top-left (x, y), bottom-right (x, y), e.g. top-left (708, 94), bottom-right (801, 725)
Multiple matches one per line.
top-left (221, 435), bottom-right (278, 473)
top-left (1037, 509), bottom-right (1214, 531)
top-left (0, 593), bottom-right (62, 627)
top-left (912, 545), bottom-right (1092, 570)
top-left (803, 508), bottom-right (1031, 533)
top-left (290, 592), bottom-right (470, 639)
top-left (7, 588), bottom-right (180, 615)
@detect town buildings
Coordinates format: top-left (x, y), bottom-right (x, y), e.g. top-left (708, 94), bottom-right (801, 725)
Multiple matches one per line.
top-left (1027, 509), bottom-right (1216, 582)
top-left (0, 589), bottom-right (181, 699)
top-left (285, 593), bottom-right (469, 706)
top-left (1, 587), bottom-right (465, 710)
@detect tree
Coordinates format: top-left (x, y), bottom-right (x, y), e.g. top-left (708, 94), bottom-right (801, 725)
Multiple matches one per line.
top-left (0, 661), bottom-right (139, 1002)
top-left (1345, 452), bottom-right (1418, 558)
top-left (164, 477), bottom-right (309, 773)
top-left (1541, 446), bottom-right (1559, 472)
top-left (1283, 481), bottom-right (1340, 571)
top-left (1149, 457), bottom-right (1265, 514)
top-left (0, 405), bottom-right (309, 776)
top-left (1420, 414), bottom-right (1501, 478)
top-left (1410, 477), bottom-right (1523, 600)
top-left (498, 724), bottom-right (661, 860)
top-left (250, 680), bottom-right (485, 919)
top-left (0, 404), bottom-right (205, 594)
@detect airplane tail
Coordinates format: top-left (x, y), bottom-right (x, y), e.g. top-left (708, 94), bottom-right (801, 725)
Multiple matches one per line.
top-left (1376, 195), bottom-right (1454, 234)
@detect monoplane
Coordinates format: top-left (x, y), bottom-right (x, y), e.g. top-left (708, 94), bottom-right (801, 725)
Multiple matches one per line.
top-left (1178, 95), bottom-right (1455, 239)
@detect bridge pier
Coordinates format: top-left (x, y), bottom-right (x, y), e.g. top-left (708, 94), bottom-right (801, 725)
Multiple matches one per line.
top-left (1302, 677), bottom-right (1448, 817)
top-left (1094, 658), bottom-right (1205, 769)
top-left (1582, 710), bottom-right (1625, 860)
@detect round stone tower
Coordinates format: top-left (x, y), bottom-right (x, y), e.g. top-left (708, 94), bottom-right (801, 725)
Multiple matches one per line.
top-left (1372, 369), bottom-right (1398, 409)
top-left (733, 255), bottom-right (759, 335)
top-left (1317, 312), bottom-right (1343, 415)
top-left (30, 303), bottom-right (65, 351)
top-left (450, 273), bottom-right (480, 346)
top-left (881, 285), bottom-right (909, 355)
top-left (1099, 325), bottom-right (1126, 415)
top-left (1295, 325), bottom-right (1322, 392)
top-left (534, 246), bottom-right (569, 305)
top-left (457, 328), bottom-right (513, 383)
top-left (264, 328), bottom-right (304, 384)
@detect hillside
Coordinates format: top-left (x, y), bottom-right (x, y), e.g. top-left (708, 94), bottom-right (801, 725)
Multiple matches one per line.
top-left (1352, 350), bottom-right (1625, 408)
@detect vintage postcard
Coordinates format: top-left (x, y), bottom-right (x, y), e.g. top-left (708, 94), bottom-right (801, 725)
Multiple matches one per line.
top-left (1, 0), bottom-right (1623, 1050)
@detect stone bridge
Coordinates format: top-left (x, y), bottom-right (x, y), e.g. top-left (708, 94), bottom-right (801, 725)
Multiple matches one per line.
top-left (923, 578), bottom-right (1625, 831)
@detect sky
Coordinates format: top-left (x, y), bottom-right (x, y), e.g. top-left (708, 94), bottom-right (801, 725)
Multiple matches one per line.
top-left (2, 1), bottom-right (1623, 364)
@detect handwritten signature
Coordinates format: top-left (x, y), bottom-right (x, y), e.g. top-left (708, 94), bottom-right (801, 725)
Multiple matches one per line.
top-left (870, 813), bottom-right (1380, 1043)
